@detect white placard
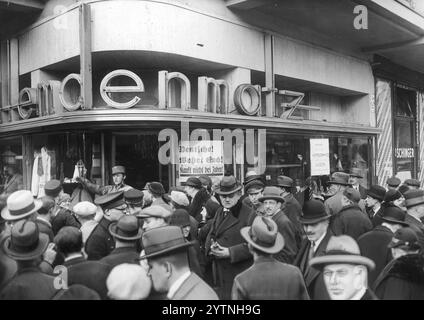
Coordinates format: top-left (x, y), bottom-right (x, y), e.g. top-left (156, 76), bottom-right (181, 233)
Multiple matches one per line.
top-left (310, 138), bottom-right (330, 176)
top-left (179, 140), bottom-right (224, 182)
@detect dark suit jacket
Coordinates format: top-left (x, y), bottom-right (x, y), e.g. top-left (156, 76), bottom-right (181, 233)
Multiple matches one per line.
top-left (64, 256), bottom-right (112, 300)
top-left (99, 246), bottom-right (140, 268)
top-left (282, 194), bottom-right (304, 245)
top-left (330, 204), bottom-right (373, 240)
top-left (205, 200), bottom-right (254, 299)
top-left (51, 207), bottom-right (81, 236)
top-left (405, 214), bottom-right (424, 250)
top-left (36, 217), bottom-right (54, 242)
top-left (0, 267), bottom-right (59, 300)
top-left (294, 230), bottom-right (333, 300)
top-left (271, 210), bottom-right (299, 264)
top-left (85, 217), bottom-right (115, 261)
top-left (232, 256), bottom-right (309, 300)
top-left (171, 272), bottom-right (218, 300)
top-left (357, 225), bottom-right (393, 286)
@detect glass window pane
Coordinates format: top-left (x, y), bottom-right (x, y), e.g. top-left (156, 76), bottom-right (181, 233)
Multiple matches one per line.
top-left (396, 87), bottom-right (416, 118)
top-left (394, 120), bottom-right (415, 175)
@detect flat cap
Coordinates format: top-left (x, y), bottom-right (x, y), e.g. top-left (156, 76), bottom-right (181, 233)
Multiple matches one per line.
top-left (137, 205), bottom-right (172, 219)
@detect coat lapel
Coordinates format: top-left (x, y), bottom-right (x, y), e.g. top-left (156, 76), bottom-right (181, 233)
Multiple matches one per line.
top-left (172, 273), bottom-right (198, 300)
top-left (304, 230), bottom-right (333, 286)
top-left (216, 212), bottom-right (238, 237)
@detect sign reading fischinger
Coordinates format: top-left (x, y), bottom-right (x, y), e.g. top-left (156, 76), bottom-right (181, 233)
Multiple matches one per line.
top-left (178, 140), bottom-right (224, 181)
top-left (310, 138), bottom-right (330, 176)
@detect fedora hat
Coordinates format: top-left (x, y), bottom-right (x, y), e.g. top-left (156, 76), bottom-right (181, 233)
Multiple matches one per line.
top-left (184, 177), bottom-right (202, 189)
top-left (381, 206), bottom-right (408, 227)
top-left (309, 235), bottom-right (375, 270)
top-left (1, 220), bottom-right (49, 261)
top-left (1, 190), bottom-right (43, 221)
top-left (387, 176), bottom-right (401, 188)
top-left (109, 215), bottom-right (142, 241)
top-left (404, 189), bottom-right (424, 209)
top-left (366, 185), bottom-right (386, 202)
top-left (112, 166), bottom-right (126, 175)
top-left (240, 216), bottom-right (284, 254)
top-left (139, 225), bottom-right (193, 260)
top-left (299, 200), bottom-right (331, 224)
top-left (327, 172), bottom-right (351, 186)
top-left (73, 201), bottom-right (97, 217)
top-left (215, 176), bottom-right (242, 195)
top-left (276, 176), bottom-right (293, 188)
top-left (258, 186), bottom-right (285, 203)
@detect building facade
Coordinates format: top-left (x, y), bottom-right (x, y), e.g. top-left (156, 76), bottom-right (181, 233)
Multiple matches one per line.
top-left (0, 0), bottom-right (423, 195)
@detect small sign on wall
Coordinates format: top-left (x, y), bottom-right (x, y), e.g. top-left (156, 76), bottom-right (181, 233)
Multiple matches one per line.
top-left (310, 138), bottom-right (330, 176)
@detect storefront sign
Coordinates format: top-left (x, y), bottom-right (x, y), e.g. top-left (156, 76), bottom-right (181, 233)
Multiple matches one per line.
top-left (178, 140), bottom-right (224, 180)
top-left (310, 138), bottom-right (330, 176)
top-left (395, 148), bottom-right (414, 158)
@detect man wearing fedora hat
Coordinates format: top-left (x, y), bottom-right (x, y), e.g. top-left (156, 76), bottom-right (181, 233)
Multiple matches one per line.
top-left (205, 175), bottom-right (254, 299)
top-left (99, 215), bottom-right (142, 268)
top-left (139, 225), bottom-right (218, 300)
top-left (373, 227), bottom-right (424, 299)
top-left (294, 200), bottom-right (333, 300)
top-left (232, 216), bottom-right (309, 300)
top-left (0, 220), bottom-right (61, 299)
top-left (348, 171), bottom-right (367, 199)
top-left (358, 205), bottom-right (409, 286)
top-left (324, 172), bottom-right (352, 217)
top-left (54, 226), bottom-right (112, 300)
top-left (85, 191), bottom-right (126, 260)
top-left (309, 235), bottom-right (377, 300)
top-left (403, 189), bottom-right (424, 250)
top-left (365, 185), bottom-right (386, 226)
top-left (77, 165), bottom-right (133, 196)
top-left (257, 186), bottom-right (299, 264)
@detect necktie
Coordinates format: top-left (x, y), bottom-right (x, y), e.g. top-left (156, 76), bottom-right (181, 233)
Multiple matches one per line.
top-left (308, 241), bottom-right (315, 261)
top-left (223, 208), bottom-right (230, 217)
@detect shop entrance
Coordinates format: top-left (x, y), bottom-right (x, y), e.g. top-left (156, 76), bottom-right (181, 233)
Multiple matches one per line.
top-left (113, 133), bottom-right (169, 190)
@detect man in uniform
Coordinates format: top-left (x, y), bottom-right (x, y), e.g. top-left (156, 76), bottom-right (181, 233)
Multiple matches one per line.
top-left (78, 165), bottom-right (133, 196)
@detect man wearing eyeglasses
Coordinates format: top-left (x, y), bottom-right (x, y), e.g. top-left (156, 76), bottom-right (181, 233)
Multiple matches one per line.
top-left (205, 175), bottom-right (255, 300)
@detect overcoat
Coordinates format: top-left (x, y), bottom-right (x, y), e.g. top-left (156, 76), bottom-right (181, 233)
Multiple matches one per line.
top-left (330, 204), bottom-right (373, 240)
top-left (85, 216), bottom-right (115, 261)
top-left (99, 246), bottom-right (140, 268)
top-left (171, 272), bottom-right (218, 300)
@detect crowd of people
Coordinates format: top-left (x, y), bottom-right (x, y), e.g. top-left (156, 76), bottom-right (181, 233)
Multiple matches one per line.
top-left (0, 165), bottom-right (424, 300)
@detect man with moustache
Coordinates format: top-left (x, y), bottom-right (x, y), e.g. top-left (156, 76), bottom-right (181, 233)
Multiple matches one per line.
top-left (294, 200), bottom-right (333, 299)
top-left (205, 176), bottom-right (254, 299)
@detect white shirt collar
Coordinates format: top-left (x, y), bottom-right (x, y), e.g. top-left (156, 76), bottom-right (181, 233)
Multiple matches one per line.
top-left (312, 231), bottom-right (327, 252)
top-left (350, 287), bottom-right (367, 300)
top-left (64, 253), bottom-right (84, 262)
top-left (167, 271), bottom-right (191, 299)
top-left (373, 203), bottom-right (381, 215)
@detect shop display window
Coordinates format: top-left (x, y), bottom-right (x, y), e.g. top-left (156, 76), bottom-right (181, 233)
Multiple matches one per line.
top-left (0, 137), bottom-right (23, 198)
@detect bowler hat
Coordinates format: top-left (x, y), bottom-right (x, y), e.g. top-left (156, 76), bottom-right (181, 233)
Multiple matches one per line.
top-left (343, 188), bottom-right (361, 203)
top-left (94, 191), bottom-right (125, 210)
top-left (366, 185), bottom-right (386, 202)
top-left (1, 220), bottom-right (49, 261)
top-left (327, 172), bottom-right (351, 186)
top-left (1, 190), bottom-right (43, 221)
top-left (388, 227), bottom-right (420, 251)
top-left (383, 189), bottom-right (402, 203)
top-left (405, 179), bottom-right (420, 188)
top-left (148, 182), bottom-right (166, 196)
top-left (124, 189), bottom-right (144, 206)
top-left (137, 205), bottom-right (172, 219)
top-left (109, 215), bottom-right (142, 241)
top-left (169, 209), bottom-right (191, 227)
top-left (112, 166), bottom-right (126, 175)
top-left (139, 225), bottom-right (193, 260)
top-left (73, 201), bottom-right (97, 217)
top-left (276, 176), bottom-right (293, 188)
top-left (44, 179), bottom-right (62, 197)
top-left (184, 177), bottom-right (203, 189)
top-left (404, 189), bottom-right (424, 209)
top-left (381, 206), bottom-right (408, 227)
top-left (309, 235), bottom-right (375, 270)
top-left (215, 176), bottom-right (242, 195)
top-left (299, 200), bottom-right (331, 224)
top-left (258, 186), bottom-right (285, 203)
top-left (387, 176), bottom-right (401, 188)
top-left (240, 216), bottom-right (284, 254)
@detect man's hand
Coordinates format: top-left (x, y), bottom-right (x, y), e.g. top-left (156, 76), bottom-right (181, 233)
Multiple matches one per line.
top-left (43, 243), bottom-right (57, 265)
top-left (210, 242), bottom-right (230, 259)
